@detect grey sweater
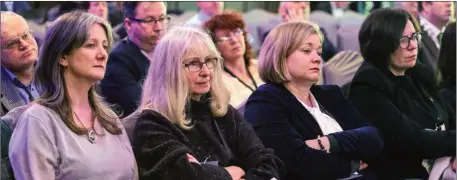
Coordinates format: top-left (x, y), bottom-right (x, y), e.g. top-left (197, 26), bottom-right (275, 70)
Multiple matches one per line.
top-left (9, 103), bottom-right (137, 180)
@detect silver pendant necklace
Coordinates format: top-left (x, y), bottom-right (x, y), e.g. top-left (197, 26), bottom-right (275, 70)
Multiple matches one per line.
top-left (73, 111), bottom-right (96, 144)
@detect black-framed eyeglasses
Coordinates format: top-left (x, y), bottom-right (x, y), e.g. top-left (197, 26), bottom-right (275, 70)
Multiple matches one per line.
top-left (183, 57), bottom-right (218, 72)
top-left (399, 32), bottom-right (421, 49)
top-left (2, 29), bottom-right (34, 49)
top-left (129, 15), bottom-right (171, 25)
top-left (216, 28), bottom-right (244, 43)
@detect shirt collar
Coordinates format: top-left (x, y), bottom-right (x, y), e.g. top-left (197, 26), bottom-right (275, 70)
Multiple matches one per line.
top-left (297, 92), bottom-right (320, 111)
top-left (330, 2), bottom-right (346, 18)
top-left (2, 67), bottom-right (35, 88)
top-left (419, 16), bottom-right (445, 48)
top-left (420, 16), bottom-right (446, 34)
top-left (3, 67), bottom-right (19, 82)
top-left (127, 37), bottom-right (151, 61)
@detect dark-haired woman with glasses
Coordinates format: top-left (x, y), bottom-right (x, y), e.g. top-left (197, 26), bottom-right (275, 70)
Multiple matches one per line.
top-left (203, 11), bottom-right (263, 108)
top-left (348, 8), bottom-right (456, 179)
top-left (132, 25), bottom-right (285, 180)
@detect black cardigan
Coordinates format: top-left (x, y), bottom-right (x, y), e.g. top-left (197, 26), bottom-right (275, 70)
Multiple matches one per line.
top-left (244, 83), bottom-right (383, 180)
top-left (348, 61), bottom-right (456, 179)
top-left (132, 99), bottom-right (285, 180)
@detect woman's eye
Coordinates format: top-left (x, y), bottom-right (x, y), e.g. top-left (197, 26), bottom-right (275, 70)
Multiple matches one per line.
top-left (302, 50), bottom-right (312, 54)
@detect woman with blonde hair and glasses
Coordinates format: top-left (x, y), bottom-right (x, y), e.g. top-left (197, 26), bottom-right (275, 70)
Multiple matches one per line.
top-left (9, 11), bottom-right (137, 180)
top-left (244, 21), bottom-right (383, 180)
top-left (132, 26), bottom-right (285, 180)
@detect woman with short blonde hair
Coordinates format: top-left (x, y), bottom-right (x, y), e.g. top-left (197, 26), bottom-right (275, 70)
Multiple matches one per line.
top-left (133, 25), bottom-right (285, 180)
top-left (245, 21), bottom-right (383, 179)
top-left (258, 21), bottom-right (323, 84)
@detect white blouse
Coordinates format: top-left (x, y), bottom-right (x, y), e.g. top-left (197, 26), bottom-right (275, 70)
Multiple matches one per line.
top-left (297, 92), bottom-right (343, 135)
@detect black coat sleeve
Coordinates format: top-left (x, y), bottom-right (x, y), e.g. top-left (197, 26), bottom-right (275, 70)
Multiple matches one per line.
top-left (349, 85), bottom-right (456, 159)
top-left (100, 51), bottom-right (142, 117)
top-left (227, 107), bottom-right (286, 180)
top-left (133, 111), bottom-right (232, 180)
top-left (244, 90), bottom-right (353, 179)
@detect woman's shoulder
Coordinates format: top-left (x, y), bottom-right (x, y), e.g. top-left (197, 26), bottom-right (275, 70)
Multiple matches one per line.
top-left (247, 83), bottom-right (295, 110)
top-left (251, 83), bottom-right (287, 100)
top-left (135, 109), bottom-right (174, 128)
top-left (13, 103), bottom-right (63, 136)
top-left (352, 61), bottom-right (388, 83)
top-left (312, 85), bottom-right (341, 93)
top-left (21, 103), bottom-right (61, 123)
top-left (311, 85), bottom-right (347, 102)
top-left (350, 61), bottom-right (395, 94)
top-left (407, 62), bottom-right (439, 88)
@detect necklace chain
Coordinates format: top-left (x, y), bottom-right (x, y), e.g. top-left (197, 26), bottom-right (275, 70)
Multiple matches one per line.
top-left (73, 111), bottom-right (94, 130)
top-left (73, 110), bottom-right (97, 144)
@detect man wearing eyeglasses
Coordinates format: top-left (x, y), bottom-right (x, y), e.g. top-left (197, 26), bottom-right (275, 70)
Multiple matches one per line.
top-left (100, 2), bottom-right (169, 117)
top-left (0, 11), bottom-right (40, 116)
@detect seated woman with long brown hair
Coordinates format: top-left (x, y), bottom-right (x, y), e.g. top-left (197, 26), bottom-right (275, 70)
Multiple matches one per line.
top-left (9, 11), bottom-right (137, 180)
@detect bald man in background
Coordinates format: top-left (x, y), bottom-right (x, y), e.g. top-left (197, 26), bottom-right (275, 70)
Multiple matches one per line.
top-left (395, 1), bottom-right (419, 18)
top-left (1, 11), bottom-right (40, 180)
top-left (261, 2), bottom-right (339, 61)
top-left (0, 11), bottom-right (40, 116)
top-left (185, 1), bottom-right (224, 28)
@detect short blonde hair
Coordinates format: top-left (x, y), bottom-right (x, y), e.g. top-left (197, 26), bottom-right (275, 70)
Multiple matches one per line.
top-left (139, 25), bottom-right (230, 130)
top-left (258, 21), bottom-right (323, 84)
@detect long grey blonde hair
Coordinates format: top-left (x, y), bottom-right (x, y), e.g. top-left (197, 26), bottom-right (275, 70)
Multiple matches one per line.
top-left (34, 11), bottom-right (121, 135)
top-left (139, 26), bottom-right (230, 130)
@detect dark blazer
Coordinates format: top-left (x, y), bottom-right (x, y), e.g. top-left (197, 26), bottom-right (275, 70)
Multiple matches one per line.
top-left (348, 61), bottom-right (456, 179)
top-left (418, 26), bottom-right (440, 72)
top-left (244, 83), bottom-right (383, 180)
top-left (133, 99), bottom-right (285, 180)
top-left (100, 38), bottom-right (150, 117)
top-left (1, 68), bottom-right (26, 116)
top-left (0, 2), bottom-right (31, 14)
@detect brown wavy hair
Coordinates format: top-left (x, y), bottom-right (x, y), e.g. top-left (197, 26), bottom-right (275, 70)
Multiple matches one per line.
top-left (203, 11), bottom-right (254, 67)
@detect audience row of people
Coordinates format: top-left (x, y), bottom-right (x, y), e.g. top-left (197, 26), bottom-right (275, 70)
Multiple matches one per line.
top-left (0, 1), bottom-right (456, 180)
